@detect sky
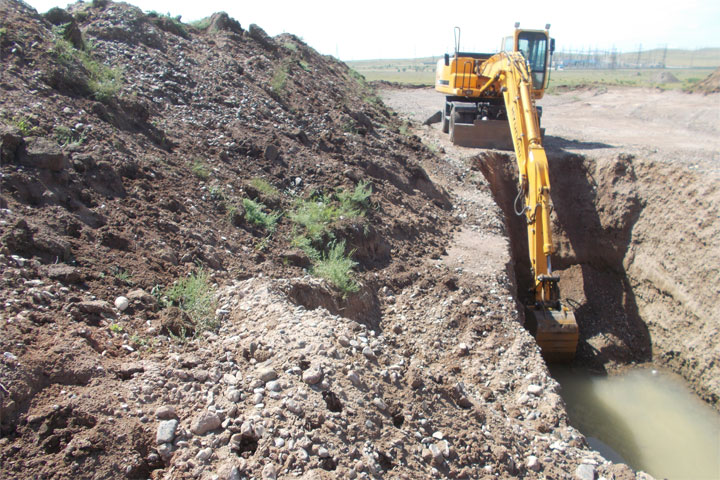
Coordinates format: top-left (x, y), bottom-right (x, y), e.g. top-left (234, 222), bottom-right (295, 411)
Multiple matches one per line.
top-left (25, 0), bottom-right (720, 60)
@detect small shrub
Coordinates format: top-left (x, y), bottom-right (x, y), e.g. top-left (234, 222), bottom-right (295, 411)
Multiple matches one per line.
top-left (242, 198), bottom-right (281, 232)
top-left (113, 268), bottom-right (133, 285)
top-left (163, 269), bottom-right (217, 333)
top-left (271, 64), bottom-right (288, 96)
top-left (52, 37), bottom-right (122, 102)
top-left (190, 17), bottom-right (212, 30)
top-left (312, 240), bottom-right (359, 296)
top-left (282, 42), bottom-right (298, 52)
top-left (54, 125), bottom-right (86, 146)
top-left (299, 60), bottom-right (311, 72)
top-left (289, 194), bottom-right (338, 243)
top-left (191, 160), bottom-right (209, 180)
top-left (249, 177), bottom-right (281, 198)
top-left (337, 180), bottom-right (372, 216)
top-left (11, 116), bottom-right (40, 136)
top-left (109, 323), bottom-right (123, 333)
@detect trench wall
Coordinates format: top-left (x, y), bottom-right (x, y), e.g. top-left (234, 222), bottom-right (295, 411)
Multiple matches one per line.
top-left (476, 150), bottom-right (720, 406)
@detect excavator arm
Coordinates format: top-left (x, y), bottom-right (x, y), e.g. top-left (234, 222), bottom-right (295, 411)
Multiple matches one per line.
top-left (479, 52), bottom-right (579, 361)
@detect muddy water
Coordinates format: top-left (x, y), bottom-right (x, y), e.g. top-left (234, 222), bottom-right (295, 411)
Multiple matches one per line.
top-left (551, 366), bottom-right (720, 479)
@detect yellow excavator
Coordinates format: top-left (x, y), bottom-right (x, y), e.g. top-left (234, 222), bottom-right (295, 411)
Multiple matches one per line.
top-left (436, 24), bottom-right (578, 361)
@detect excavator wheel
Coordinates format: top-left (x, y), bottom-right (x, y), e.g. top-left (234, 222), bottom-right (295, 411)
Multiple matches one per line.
top-left (449, 107), bottom-right (461, 143)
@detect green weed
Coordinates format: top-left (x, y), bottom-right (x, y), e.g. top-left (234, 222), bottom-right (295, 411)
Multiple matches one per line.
top-left (249, 177), bottom-right (281, 198)
top-left (312, 240), bottom-right (359, 296)
top-left (337, 180), bottom-right (372, 215)
top-left (163, 269), bottom-right (217, 333)
top-left (52, 37), bottom-right (122, 102)
top-left (11, 116), bottom-right (40, 136)
top-left (109, 323), bottom-right (123, 333)
top-left (271, 64), bottom-right (289, 96)
top-left (191, 160), bottom-right (210, 180)
top-left (283, 41), bottom-right (298, 52)
top-left (242, 198), bottom-right (281, 232)
top-left (299, 60), bottom-right (311, 72)
top-left (189, 17), bottom-right (212, 30)
top-left (54, 125), bottom-right (86, 146)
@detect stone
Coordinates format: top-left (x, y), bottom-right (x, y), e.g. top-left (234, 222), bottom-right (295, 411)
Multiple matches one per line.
top-left (302, 366), bottom-right (323, 385)
top-left (318, 446), bottom-right (330, 458)
top-left (527, 455), bottom-right (540, 472)
top-left (429, 443), bottom-right (444, 466)
top-left (362, 346), bottom-right (376, 360)
top-left (45, 264), bottom-right (82, 284)
top-left (190, 412), bottom-right (222, 435)
top-left (266, 380), bottom-right (281, 392)
top-left (156, 419), bottom-right (178, 444)
top-left (77, 300), bottom-right (114, 316)
top-left (457, 343), bottom-right (470, 356)
top-left (20, 137), bottom-right (66, 171)
top-left (575, 463), bottom-right (596, 480)
top-left (527, 384), bottom-right (543, 396)
top-left (156, 406), bottom-right (177, 420)
top-left (261, 463), bottom-right (277, 480)
top-left (115, 296), bottom-right (129, 311)
top-left (347, 370), bottom-right (361, 386)
top-left (196, 447), bottom-right (213, 462)
top-left (206, 12), bottom-right (243, 34)
top-left (258, 367), bottom-right (277, 383)
top-left (225, 388), bottom-right (242, 402)
top-left (372, 397), bottom-right (387, 411)
top-left (0, 125), bottom-right (23, 164)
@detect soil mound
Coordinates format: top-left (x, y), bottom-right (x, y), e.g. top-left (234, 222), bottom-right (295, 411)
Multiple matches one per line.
top-left (686, 67), bottom-right (720, 94)
top-left (652, 71), bottom-right (679, 83)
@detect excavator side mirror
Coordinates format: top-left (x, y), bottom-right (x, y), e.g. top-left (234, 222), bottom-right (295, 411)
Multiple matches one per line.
top-left (444, 53), bottom-right (450, 66)
top-left (550, 38), bottom-right (555, 53)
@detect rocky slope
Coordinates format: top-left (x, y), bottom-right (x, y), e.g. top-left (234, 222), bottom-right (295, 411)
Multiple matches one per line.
top-left (0, 2), bottom-right (642, 479)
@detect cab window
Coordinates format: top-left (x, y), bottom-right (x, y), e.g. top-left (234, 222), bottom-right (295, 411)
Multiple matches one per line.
top-left (517, 32), bottom-right (547, 89)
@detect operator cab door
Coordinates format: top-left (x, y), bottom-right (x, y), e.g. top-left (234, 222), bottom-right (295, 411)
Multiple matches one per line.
top-left (516, 31), bottom-right (548, 90)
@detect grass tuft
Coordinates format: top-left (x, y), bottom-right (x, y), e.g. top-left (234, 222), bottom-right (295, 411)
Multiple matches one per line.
top-left (312, 240), bottom-right (359, 296)
top-left (163, 269), bottom-right (217, 333)
top-left (242, 198), bottom-right (281, 232)
top-left (191, 160), bottom-right (210, 180)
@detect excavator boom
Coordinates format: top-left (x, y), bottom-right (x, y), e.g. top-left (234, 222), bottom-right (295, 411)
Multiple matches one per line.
top-left (436, 26), bottom-right (578, 361)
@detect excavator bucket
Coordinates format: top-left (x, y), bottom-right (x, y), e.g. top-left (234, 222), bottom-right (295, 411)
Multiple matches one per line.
top-left (450, 118), bottom-right (545, 150)
top-left (528, 307), bottom-right (578, 362)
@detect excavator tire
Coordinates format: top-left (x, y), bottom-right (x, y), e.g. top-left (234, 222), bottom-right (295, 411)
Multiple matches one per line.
top-left (441, 104), bottom-right (449, 133)
top-left (449, 107), bottom-right (461, 143)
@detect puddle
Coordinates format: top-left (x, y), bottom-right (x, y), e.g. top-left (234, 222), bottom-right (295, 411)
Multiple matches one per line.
top-left (551, 366), bottom-right (720, 479)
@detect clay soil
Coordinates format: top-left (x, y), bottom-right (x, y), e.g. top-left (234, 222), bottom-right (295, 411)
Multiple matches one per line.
top-left (0, 2), bottom-right (715, 480)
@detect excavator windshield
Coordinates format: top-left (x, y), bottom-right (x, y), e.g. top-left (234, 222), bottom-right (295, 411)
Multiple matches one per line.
top-left (517, 32), bottom-right (548, 89)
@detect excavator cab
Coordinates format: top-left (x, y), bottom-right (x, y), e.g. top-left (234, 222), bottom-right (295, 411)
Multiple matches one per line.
top-left (502, 24), bottom-right (554, 94)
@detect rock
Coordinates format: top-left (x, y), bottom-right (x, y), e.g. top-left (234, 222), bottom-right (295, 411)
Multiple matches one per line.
top-left (196, 447), bottom-right (213, 462)
top-left (362, 346), bottom-right (376, 360)
top-left (527, 455), bottom-right (540, 472)
top-left (160, 307), bottom-right (195, 337)
top-left (302, 366), bottom-right (323, 385)
top-left (261, 463), bottom-right (277, 480)
top-left (429, 443), bottom-right (444, 466)
top-left (190, 412), bottom-right (222, 435)
top-left (347, 370), bottom-right (361, 386)
top-left (20, 138), bottom-right (66, 171)
top-left (264, 144), bottom-right (280, 162)
top-left (156, 406), bottom-right (178, 420)
top-left (372, 397), bottom-right (387, 411)
top-left (285, 399), bottom-right (304, 416)
top-left (44, 264), bottom-right (82, 284)
top-left (77, 300), bottom-right (114, 316)
top-left (225, 388), bottom-right (242, 402)
top-left (0, 125), bottom-right (23, 164)
top-left (423, 110), bottom-right (442, 126)
top-left (527, 384), bottom-right (543, 396)
top-left (575, 463), bottom-right (596, 480)
top-left (43, 7), bottom-right (74, 26)
top-left (318, 446), bottom-right (330, 458)
top-left (457, 343), bottom-right (470, 356)
top-left (156, 419), bottom-right (179, 444)
top-left (126, 289), bottom-right (158, 309)
top-left (157, 442), bottom-right (173, 461)
top-left (118, 362), bottom-right (144, 379)
top-left (115, 296), bottom-right (129, 311)
top-left (248, 24), bottom-right (276, 52)
top-left (206, 12), bottom-right (243, 34)
top-left (258, 367), bottom-right (277, 383)
top-left (266, 380), bottom-right (281, 392)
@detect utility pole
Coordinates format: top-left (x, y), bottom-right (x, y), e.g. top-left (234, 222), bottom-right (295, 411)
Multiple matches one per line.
top-left (661, 44), bottom-right (668, 68)
top-left (636, 44), bottom-right (642, 68)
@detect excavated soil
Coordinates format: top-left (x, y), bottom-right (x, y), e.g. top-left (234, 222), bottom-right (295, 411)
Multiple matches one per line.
top-left (0, 2), bottom-right (640, 479)
top-left (381, 86), bottom-right (720, 408)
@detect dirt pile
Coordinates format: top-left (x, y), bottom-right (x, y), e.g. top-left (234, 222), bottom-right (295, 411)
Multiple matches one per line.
top-left (0, 1), bottom-right (637, 479)
top-left (685, 67), bottom-right (720, 94)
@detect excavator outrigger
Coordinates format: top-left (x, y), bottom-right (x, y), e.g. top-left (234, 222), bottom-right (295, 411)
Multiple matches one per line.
top-left (436, 25), bottom-right (578, 361)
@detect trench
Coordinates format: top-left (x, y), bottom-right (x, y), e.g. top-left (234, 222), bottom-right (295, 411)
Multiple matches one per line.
top-left (474, 149), bottom-right (720, 475)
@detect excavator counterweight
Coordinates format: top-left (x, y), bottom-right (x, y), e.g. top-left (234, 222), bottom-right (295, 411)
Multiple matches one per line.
top-left (436, 25), bottom-right (578, 361)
